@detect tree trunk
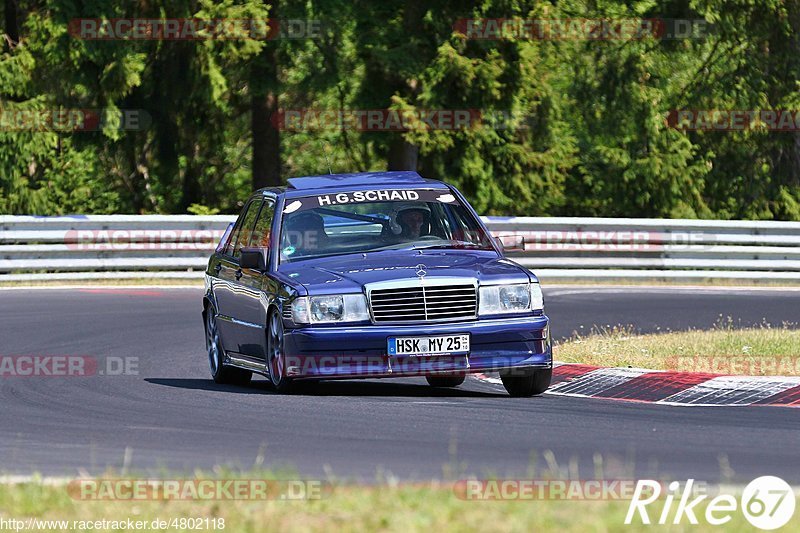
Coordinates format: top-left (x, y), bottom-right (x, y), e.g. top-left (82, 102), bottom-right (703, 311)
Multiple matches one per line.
top-left (4, 0), bottom-right (19, 45)
top-left (251, 83), bottom-right (280, 188)
top-left (251, 2), bottom-right (281, 189)
top-left (387, 137), bottom-right (419, 170)
top-left (181, 144), bottom-right (202, 211)
top-left (384, 0), bottom-right (424, 172)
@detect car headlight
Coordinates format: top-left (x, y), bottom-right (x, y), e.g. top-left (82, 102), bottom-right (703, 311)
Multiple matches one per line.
top-left (291, 294), bottom-right (369, 324)
top-left (479, 282), bottom-right (543, 316)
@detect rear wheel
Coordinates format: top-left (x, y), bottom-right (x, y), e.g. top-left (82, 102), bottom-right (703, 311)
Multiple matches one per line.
top-left (267, 311), bottom-right (294, 393)
top-left (500, 368), bottom-right (551, 397)
top-left (206, 307), bottom-right (252, 386)
top-left (426, 375), bottom-right (466, 388)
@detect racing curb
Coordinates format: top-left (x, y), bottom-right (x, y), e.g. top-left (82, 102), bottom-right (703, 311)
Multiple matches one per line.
top-left (475, 364), bottom-right (800, 407)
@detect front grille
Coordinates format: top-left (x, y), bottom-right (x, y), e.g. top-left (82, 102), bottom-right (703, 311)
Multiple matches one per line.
top-left (369, 284), bottom-right (477, 323)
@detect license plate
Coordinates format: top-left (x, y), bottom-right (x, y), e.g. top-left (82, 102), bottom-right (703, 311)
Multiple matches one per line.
top-left (387, 334), bottom-right (470, 356)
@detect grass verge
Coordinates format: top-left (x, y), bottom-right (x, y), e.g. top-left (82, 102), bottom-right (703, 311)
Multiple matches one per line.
top-left (0, 476), bottom-right (763, 532)
top-left (555, 319), bottom-right (800, 375)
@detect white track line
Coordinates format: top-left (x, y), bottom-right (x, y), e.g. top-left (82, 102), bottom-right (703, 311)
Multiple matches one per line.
top-left (0, 285), bottom-right (202, 291)
top-left (0, 475), bottom-right (72, 485)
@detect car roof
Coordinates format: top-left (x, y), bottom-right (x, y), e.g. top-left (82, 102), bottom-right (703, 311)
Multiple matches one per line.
top-left (254, 172), bottom-right (450, 201)
top-left (286, 171), bottom-right (446, 191)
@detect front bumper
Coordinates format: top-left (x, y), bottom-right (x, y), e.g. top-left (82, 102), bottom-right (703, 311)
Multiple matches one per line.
top-left (282, 315), bottom-right (551, 379)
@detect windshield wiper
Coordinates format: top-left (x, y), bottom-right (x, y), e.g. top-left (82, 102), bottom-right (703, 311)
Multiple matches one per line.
top-left (411, 241), bottom-right (489, 250)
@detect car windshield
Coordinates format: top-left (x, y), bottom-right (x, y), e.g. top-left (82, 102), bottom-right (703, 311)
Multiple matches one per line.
top-left (279, 188), bottom-right (494, 263)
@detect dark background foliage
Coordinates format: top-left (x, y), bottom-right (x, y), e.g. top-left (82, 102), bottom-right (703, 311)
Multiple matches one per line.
top-left (1, 0), bottom-right (799, 218)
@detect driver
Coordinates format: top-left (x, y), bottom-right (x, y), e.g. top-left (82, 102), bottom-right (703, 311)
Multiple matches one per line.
top-left (392, 202), bottom-right (431, 240)
top-left (282, 212), bottom-right (328, 255)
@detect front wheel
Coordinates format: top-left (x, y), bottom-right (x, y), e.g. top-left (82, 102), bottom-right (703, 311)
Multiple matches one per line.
top-left (500, 368), bottom-right (551, 397)
top-left (425, 375), bottom-right (466, 388)
top-left (267, 311), bottom-right (294, 393)
top-left (206, 308), bottom-right (252, 386)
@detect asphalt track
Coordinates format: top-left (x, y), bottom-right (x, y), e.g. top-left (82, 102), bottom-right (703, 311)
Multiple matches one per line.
top-left (1, 286), bottom-right (799, 483)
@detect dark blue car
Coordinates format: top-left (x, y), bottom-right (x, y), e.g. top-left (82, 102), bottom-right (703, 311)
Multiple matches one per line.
top-left (203, 171), bottom-right (551, 396)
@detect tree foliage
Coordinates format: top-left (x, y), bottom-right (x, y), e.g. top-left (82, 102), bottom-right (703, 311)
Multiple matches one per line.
top-left (1, 0), bottom-right (799, 219)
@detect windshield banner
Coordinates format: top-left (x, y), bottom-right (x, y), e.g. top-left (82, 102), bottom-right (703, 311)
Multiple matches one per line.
top-left (283, 189), bottom-right (459, 213)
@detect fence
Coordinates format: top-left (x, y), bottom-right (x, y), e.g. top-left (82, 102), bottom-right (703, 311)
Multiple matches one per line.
top-left (2, 215), bottom-right (800, 282)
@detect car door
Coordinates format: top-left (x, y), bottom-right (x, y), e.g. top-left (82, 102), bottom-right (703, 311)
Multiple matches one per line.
top-left (214, 199), bottom-right (260, 349)
top-left (230, 197), bottom-right (276, 360)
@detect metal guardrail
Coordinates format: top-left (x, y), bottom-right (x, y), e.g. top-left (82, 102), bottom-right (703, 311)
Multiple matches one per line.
top-left (0, 215), bottom-right (233, 282)
top-left (2, 215), bottom-right (800, 282)
top-left (488, 216), bottom-right (800, 281)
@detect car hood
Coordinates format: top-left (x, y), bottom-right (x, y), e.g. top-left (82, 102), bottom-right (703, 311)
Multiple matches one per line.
top-left (277, 250), bottom-right (534, 295)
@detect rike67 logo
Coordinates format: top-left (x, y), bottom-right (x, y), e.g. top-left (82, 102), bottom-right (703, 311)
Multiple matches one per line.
top-left (626, 476), bottom-right (795, 530)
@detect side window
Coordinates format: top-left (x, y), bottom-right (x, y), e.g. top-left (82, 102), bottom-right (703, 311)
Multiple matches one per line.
top-left (223, 204), bottom-right (248, 256)
top-left (448, 205), bottom-right (486, 245)
top-left (216, 222), bottom-right (235, 253)
top-left (249, 200), bottom-right (275, 248)
top-left (223, 201), bottom-right (252, 256)
top-left (232, 200), bottom-right (261, 259)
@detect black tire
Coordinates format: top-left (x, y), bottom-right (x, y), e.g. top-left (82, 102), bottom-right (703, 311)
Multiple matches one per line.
top-left (500, 367), bottom-right (551, 397)
top-left (205, 307), bottom-right (252, 386)
top-left (267, 310), bottom-right (295, 393)
top-left (425, 375), bottom-right (466, 388)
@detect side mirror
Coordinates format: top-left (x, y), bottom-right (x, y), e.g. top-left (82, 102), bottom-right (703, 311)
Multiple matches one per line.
top-left (494, 233), bottom-right (525, 253)
top-left (240, 247), bottom-right (267, 271)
